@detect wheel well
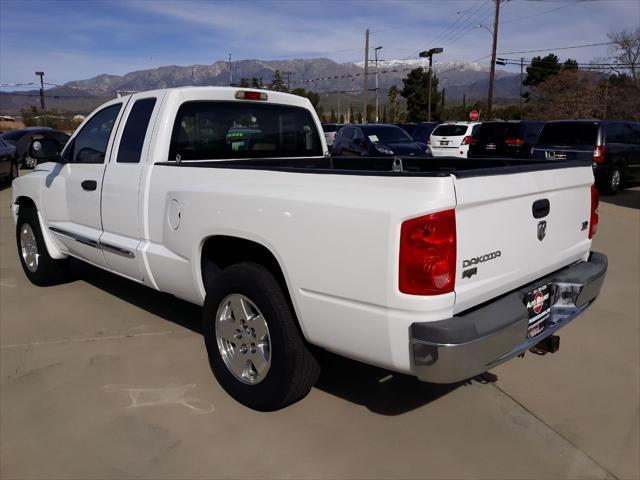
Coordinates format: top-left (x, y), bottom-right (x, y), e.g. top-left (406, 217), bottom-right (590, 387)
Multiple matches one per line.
top-left (15, 196), bottom-right (36, 213)
top-left (201, 236), bottom-right (288, 295)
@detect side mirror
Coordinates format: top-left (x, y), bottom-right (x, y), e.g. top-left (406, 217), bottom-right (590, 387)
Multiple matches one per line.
top-left (30, 138), bottom-right (63, 162)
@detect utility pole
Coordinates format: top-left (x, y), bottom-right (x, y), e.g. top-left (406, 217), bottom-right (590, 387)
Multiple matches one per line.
top-left (228, 53), bottom-right (232, 86)
top-left (419, 48), bottom-right (443, 122)
top-left (462, 92), bottom-right (466, 112)
top-left (283, 71), bottom-right (295, 91)
top-left (337, 90), bottom-right (342, 121)
top-left (374, 46), bottom-right (382, 123)
top-left (441, 87), bottom-right (445, 110)
top-left (519, 57), bottom-right (524, 119)
top-left (363, 29), bottom-right (369, 123)
top-left (486, 0), bottom-right (501, 119)
top-left (35, 71), bottom-right (46, 126)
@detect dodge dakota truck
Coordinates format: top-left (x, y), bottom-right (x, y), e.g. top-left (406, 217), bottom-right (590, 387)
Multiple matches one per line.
top-left (12, 87), bottom-right (607, 411)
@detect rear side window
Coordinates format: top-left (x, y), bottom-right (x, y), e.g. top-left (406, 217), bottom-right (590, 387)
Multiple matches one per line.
top-left (628, 123), bottom-right (640, 144)
top-left (537, 122), bottom-right (599, 147)
top-left (605, 122), bottom-right (633, 144)
top-left (432, 125), bottom-right (468, 137)
top-left (169, 101), bottom-right (322, 160)
top-left (117, 98), bottom-right (157, 163)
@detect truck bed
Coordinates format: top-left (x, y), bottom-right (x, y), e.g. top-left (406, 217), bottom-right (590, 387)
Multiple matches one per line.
top-left (155, 156), bottom-right (586, 178)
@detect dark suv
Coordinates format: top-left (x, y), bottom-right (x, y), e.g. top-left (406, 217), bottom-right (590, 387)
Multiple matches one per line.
top-left (468, 121), bottom-right (544, 158)
top-left (531, 120), bottom-right (640, 194)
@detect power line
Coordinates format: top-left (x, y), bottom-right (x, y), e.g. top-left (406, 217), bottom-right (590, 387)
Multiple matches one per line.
top-left (498, 41), bottom-right (616, 55)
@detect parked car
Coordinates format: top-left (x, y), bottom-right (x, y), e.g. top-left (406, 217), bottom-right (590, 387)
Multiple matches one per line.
top-left (468, 121), bottom-right (544, 159)
top-left (332, 124), bottom-right (429, 156)
top-left (0, 137), bottom-right (18, 183)
top-left (531, 120), bottom-right (640, 194)
top-left (430, 122), bottom-right (481, 158)
top-left (1, 127), bottom-right (70, 168)
top-left (411, 122), bottom-right (439, 144)
top-left (321, 123), bottom-right (343, 147)
top-left (12, 87), bottom-right (606, 411)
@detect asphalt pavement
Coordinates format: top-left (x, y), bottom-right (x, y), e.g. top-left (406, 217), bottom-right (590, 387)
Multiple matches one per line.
top-left (1, 181), bottom-right (638, 479)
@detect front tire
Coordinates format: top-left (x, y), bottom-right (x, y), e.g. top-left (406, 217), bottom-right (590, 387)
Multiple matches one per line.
top-left (203, 262), bottom-right (320, 411)
top-left (16, 207), bottom-right (69, 286)
top-left (23, 155), bottom-right (37, 169)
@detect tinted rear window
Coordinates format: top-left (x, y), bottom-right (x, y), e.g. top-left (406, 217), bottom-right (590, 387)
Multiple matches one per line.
top-left (432, 125), bottom-right (468, 137)
top-left (323, 124), bottom-right (339, 132)
top-left (476, 123), bottom-right (518, 138)
top-left (537, 122), bottom-right (599, 146)
top-left (1, 130), bottom-right (29, 141)
top-left (169, 101), bottom-right (322, 160)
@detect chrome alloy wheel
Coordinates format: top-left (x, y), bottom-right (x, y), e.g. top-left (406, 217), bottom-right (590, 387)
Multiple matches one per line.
top-left (611, 169), bottom-right (621, 192)
top-left (24, 156), bottom-right (37, 169)
top-left (20, 224), bottom-right (39, 272)
top-left (215, 294), bottom-right (271, 385)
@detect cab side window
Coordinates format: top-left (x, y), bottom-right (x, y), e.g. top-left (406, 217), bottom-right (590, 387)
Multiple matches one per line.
top-left (117, 98), bottom-right (157, 163)
top-left (64, 104), bottom-right (122, 163)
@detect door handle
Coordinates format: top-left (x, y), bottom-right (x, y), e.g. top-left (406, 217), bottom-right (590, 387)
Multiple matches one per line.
top-left (81, 180), bottom-right (97, 191)
top-left (532, 199), bottom-right (550, 218)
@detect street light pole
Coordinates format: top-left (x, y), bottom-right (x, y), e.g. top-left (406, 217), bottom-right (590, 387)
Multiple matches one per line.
top-left (35, 71), bottom-right (46, 126)
top-left (374, 46), bottom-right (382, 123)
top-left (419, 47), bottom-right (443, 122)
top-left (228, 54), bottom-right (232, 86)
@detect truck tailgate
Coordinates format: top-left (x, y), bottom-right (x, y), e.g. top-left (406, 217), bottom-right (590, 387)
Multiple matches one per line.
top-left (453, 165), bottom-right (594, 313)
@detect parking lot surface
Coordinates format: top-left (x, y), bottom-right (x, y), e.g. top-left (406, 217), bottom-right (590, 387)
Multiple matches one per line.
top-left (1, 182), bottom-right (638, 479)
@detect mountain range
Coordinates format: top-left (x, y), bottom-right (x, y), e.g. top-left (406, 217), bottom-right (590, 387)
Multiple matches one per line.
top-left (0, 57), bottom-right (522, 115)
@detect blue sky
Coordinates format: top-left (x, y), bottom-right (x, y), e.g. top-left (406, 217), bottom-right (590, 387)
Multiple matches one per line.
top-left (1, 0), bottom-right (638, 89)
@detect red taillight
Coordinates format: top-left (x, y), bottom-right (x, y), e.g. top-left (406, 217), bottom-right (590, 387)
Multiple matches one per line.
top-left (589, 184), bottom-right (599, 239)
top-left (235, 90), bottom-right (268, 101)
top-left (593, 145), bottom-right (605, 164)
top-left (461, 136), bottom-right (478, 145)
top-left (504, 138), bottom-right (525, 146)
top-left (399, 209), bottom-right (456, 295)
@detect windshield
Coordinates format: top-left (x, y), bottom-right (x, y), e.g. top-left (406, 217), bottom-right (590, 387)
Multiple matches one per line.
top-left (537, 122), bottom-right (599, 146)
top-left (363, 126), bottom-right (413, 143)
top-left (169, 101), bottom-right (322, 160)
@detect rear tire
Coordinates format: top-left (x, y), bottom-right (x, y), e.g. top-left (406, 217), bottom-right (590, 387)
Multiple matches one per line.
top-left (203, 262), bottom-right (320, 411)
top-left (602, 166), bottom-right (623, 195)
top-left (16, 207), bottom-right (69, 286)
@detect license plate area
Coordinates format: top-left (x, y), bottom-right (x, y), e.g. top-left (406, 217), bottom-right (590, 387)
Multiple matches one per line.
top-left (525, 283), bottom-right (552, 338)
top-left (440, 141), bottom-right (449, 146)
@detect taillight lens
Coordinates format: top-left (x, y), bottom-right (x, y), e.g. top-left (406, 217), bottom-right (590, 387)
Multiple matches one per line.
top-left (593, 146), bottom-right (605, 164)
top-left (504, 138), bottom-right (525, 146)
top-left (399, 210), bottom-right (456, 295)
top-left (589, 184), bottom-right (599, 239)
top-left (461, 136), bottom-right (478, 145)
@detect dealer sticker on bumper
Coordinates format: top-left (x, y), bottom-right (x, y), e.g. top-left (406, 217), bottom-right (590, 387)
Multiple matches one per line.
top-left (525, 283), bottom-right (551, 338)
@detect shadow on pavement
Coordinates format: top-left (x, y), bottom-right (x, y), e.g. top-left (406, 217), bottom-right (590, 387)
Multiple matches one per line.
top-left (315, 351), bottom-right (496, 415)
top-left (600, 187), bottom-right (640, 210)
top-left (73, 259), bottom-right (497, 415)
top-left (73, 260), bottom-right (203, 335)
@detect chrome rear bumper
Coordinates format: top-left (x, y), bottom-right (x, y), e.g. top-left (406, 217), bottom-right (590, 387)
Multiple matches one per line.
top-left (411, 252), bottom-right (607, 383)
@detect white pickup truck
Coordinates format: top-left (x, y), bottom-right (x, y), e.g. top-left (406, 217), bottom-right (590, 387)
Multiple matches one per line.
top-left (12, 87), bottom-right (607, 411)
